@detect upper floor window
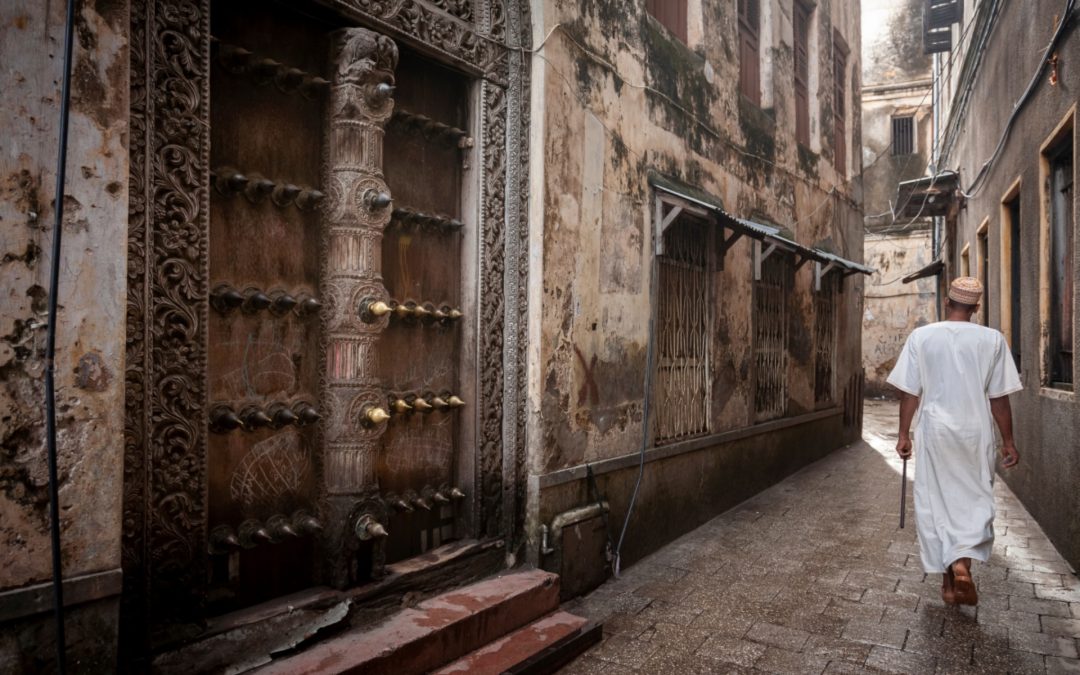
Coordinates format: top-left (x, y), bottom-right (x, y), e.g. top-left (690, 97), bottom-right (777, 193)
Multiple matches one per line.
top-left (793, 0), bottom-right (813, 147)
top-left (738, 0), bottom-right (761, 105)
top-left (833, 31), bottom-right (849, 175)
top-left (646, 0), bottom-right (688, 43)
top-left (892, 116), bottom-right (915, 155)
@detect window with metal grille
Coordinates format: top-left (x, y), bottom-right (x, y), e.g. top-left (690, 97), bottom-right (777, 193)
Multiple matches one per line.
top-left (793, 0), bottom-right (812, 147)
top-left (739, 0), bottom-right (761, 105)
top-left (892, 116), bottom-right (915, 156)
top-left (814, 272), bottom-right (839, 404)
top-left (833, 32), bottom-right (848, 175)
top-left (655, 217), bottom-right (712, 442)
top-left (1048, 135), bottom-right (1074, 389)
top-left (754, 253), bottom-right (791, 420)
top-left (646, 0), bottom-right (688, 43)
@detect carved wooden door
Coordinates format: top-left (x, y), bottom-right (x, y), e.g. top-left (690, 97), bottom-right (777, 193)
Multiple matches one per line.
top-left (125, 0), bottom-right (524, 645)
top-left (204, 3), bottom-right (332, 610)
top-left (203, 2), bottom-right (473, 607)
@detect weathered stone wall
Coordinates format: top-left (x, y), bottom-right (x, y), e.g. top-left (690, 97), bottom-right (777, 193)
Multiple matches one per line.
top-left (526, 0), bottom-right (865, 573)
top-left (940, 0), bottom-right (1080, 568)
top-left (862, 231), bottom-right (936, 396)
top-left (0, 0), bottom-right (128, 667)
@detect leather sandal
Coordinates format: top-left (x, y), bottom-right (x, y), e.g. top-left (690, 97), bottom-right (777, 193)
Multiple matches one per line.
top-left (950, 559), bottom-right (978, 606)
top-left (941, 568), bottom-right (957, 605)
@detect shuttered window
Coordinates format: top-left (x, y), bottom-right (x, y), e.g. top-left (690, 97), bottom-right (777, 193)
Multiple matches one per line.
top-left (833, 32), bottom-right (848, 175)
top-left (646, 0), bottom-right (688, 43)
top-left (814, 272), bottom-right (839, 404)
top-left (892, 116), bottom-right (915, 156)
top-left (793, 1), bottom-right (812, 147)
top-left (738, 0), bottom-right (761, 105)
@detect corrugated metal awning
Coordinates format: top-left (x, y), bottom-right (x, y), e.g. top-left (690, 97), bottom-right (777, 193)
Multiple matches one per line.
top-left (901, 259), bottom-right (945, 283)
top-left (895, 170), bottom-right (960, 218)
top-left (649, 172), bottom-right (874, 276)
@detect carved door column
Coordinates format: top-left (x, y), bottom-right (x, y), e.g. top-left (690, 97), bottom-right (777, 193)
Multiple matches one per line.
top-left (320, 27), bottom-right (398, 586)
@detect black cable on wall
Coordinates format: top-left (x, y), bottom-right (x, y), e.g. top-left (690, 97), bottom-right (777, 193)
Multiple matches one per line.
top-left (43, 0), bottom-right (78, 671)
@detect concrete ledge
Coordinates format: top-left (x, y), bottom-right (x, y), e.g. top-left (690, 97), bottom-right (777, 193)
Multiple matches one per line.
top-left (538, 407), bottom-right (843, 489)
top-left (0, 568), bottom-right (122, 623)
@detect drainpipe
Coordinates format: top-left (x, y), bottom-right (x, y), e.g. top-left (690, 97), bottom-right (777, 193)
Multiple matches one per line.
top-left (931, 52), bottom-right (942, 320)
top-left (43, 0), bottom-right (78, 671)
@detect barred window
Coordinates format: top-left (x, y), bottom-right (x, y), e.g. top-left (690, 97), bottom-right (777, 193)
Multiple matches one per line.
top-left (754, 252), bottom-right (791, 420)
top-left (892, 116), bottom-right (915, 156)
top-left (655, 217), bottom-right (712, 443)
top-left (814, 272), bottom-right (839, 404)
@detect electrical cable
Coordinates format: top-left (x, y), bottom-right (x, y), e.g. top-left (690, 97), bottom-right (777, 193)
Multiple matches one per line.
top-left (44, 0), bottom-right (77, 671)
top-left (612, 253), bottom-right (658, 578)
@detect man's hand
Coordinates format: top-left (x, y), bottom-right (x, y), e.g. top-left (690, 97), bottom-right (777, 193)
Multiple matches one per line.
top-left (1000, 443), bottom-right (1020, 469)
top-left (896, 434), bottom-right (913, 460)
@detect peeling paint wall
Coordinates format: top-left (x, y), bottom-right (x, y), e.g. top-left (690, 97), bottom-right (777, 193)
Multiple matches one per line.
top-left (526, 0), bottom-right (865, 574)
top-left (0, 0), bottom-right (128, 665)
top-left (859, 0), bottom-right (935, 396)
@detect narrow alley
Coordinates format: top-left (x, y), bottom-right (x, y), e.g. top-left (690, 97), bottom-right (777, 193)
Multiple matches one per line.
top-left (560, 400), bottom-right (1080, 674)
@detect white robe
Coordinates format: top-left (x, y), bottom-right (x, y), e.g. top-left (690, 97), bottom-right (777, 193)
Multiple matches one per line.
top-left (886, 321), bottom-right (1022, 573)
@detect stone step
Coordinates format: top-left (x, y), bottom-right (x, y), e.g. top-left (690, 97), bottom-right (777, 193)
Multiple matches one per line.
top-left (255, 569), bottom-right (561, 675)
top-left (431, 611), bottom-right (600, 675)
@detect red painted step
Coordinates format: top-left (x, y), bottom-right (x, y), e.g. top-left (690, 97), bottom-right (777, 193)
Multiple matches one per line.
top-left (256, 570), bottom-right (560, 675)
top-left (431, 611), bottom-right (597, 675)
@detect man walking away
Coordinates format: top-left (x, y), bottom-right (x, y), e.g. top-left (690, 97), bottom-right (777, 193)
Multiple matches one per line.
top-left (886, 277), bottom-right (1022, 605)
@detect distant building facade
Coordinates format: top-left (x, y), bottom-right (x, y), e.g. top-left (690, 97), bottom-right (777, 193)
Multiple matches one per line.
top-left (860, 0), bottom-right (937, 396)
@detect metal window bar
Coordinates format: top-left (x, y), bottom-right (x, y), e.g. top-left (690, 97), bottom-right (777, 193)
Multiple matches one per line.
top-left (814, 273), bottom-right (838, 403)
top-left (655, 218), bottom-right (711, 443)
top-left (754, 254), bottom-right (789, 419)
top-left (892, 116), bottom-right (914, 156)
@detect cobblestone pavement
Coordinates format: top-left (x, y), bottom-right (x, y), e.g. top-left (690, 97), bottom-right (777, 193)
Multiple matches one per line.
top-left (559, 400), bottom-right (1080, 674)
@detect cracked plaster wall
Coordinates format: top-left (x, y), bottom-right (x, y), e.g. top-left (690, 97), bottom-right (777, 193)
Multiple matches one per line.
top-left (0, 0), bottom-right (128, 597)
top-left (526, 0), bottom-right (866, 564)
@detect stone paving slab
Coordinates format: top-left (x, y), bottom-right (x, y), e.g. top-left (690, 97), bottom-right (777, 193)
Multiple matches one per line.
top-left (559, 400), bottom-right (1080, 674)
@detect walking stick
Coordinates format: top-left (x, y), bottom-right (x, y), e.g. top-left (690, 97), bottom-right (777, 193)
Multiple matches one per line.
top-left (899, 458), bottom-right (907, 529)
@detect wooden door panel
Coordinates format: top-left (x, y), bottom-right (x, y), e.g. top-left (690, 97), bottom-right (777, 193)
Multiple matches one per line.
top-left (205, 0), bottom-right (328, 610)
top-left (377, 49), bottom-right (471, 561)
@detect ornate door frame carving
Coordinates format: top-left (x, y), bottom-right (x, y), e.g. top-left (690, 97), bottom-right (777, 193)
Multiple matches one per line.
top-left (123, 0), bottom-right (529, 646)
